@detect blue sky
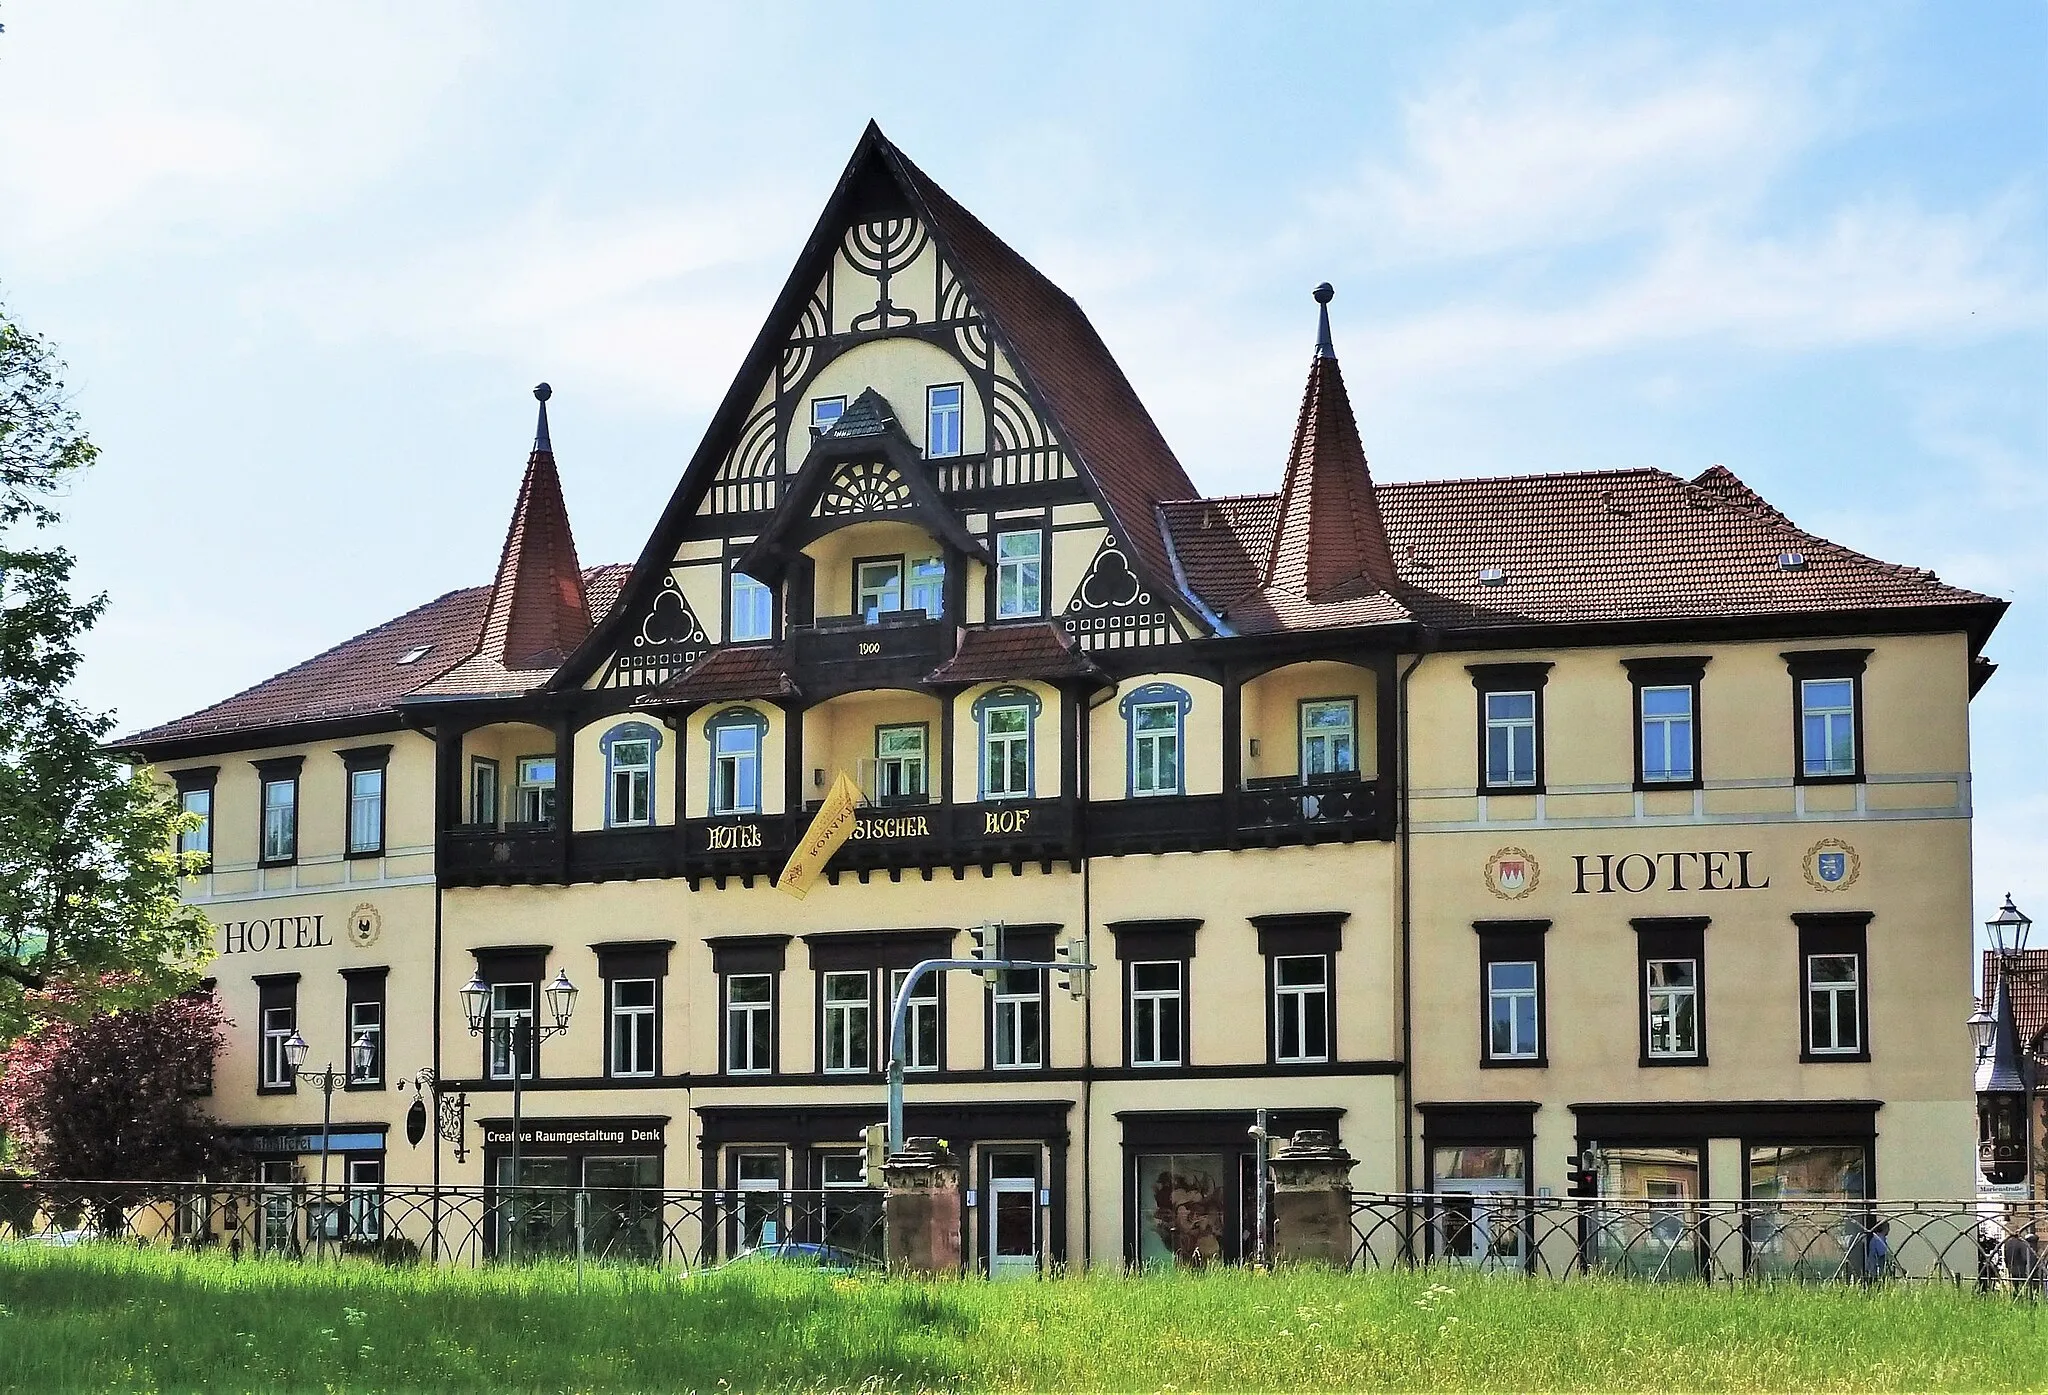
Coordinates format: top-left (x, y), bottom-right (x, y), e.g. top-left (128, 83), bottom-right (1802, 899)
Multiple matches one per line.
top-left (1, 2), bottom-right (2043, 931)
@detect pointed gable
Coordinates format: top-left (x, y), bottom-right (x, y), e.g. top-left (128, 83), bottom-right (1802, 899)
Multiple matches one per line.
top-left (1262, 286), bottom-right (1399, 603)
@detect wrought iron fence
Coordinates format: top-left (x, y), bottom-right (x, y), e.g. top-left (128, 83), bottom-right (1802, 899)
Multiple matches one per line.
top-left (1349, 1192), bottom-right (2048, 1288)
top-left (0, 1179), bottom-right (883, 1270)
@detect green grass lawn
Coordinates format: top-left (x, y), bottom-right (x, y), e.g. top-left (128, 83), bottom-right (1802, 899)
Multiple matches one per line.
top-left (1, 1244), bottom-right (2044, 1393)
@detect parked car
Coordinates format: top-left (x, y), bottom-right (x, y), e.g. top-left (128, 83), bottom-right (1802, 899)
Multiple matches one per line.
top-left (719, 1241), bottom-right (881, 1273)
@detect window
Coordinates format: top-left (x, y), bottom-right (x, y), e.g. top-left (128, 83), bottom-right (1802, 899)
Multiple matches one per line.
top-left (602, 723), bottom-right (662, 828)
top-left (1273, 956), bottom-right (1330, 1063)
top-left (470, 757), bottom-right (500, 827)
top-left (906, 554), bottom-right (945, 619)
top-left (889, 968), bottom-right (939, 1071)
top-left (1747, 1144), bottom-right (1870, 1278)
top-left (730, 571), bottom-right (775, 642)
top-left (974, 687), bottom-right (1040, 800)
top-left (822, 971), bottom-right (871, 1074)
top-left (489, 982), bottom-right (536, 1080)
top-left (992, 967), bottom-right (1043, 1069)
top-left (707, 709), bottom-right (768, 816)
top-left (995, 530), bottom-right (1042, 618)
top-left (856, 558), bottom-right (903, 622)
top-left (727, 974), bottom-right (774, 1075)
top-left (1634, 917), bottom-right (1706, 1066)
top-left (1797, 913), bottom-right (1870, 1061)
top-left (610, 979), bottom-right (658, 1078)
top-left (1786, 650), bottom-right (1869, 782)
top-left (177, 786), bottom-right (212, 861)
top-left (344, 969), bottom-right (385, 1087)
top-left (344, 768), bottom-right (382, 854)
top-left (1129, 962), bottom-right (1183, 1067)
top-left (874, 724), bottom-right (926, 804)
top-left (257, 975), bottom-right (297, 1093)
top-left (927, 384), bottom-right (963, 458)
top-left (516, 756), bottom-right (556, 825)
top-left (346, 1159), bottom-right (384, 1242)
top-left (1623, 658), bottom-right (1707, 789)
top-left (1469, 665), bottom-right (1550, 793)
top-left (1476, 920), bottom-right (1548, 1067)
top-left (1301, 700), bottom-right (1357, 780)
top-left (1120, 683), bottom-right (1193, 798)
top-left (811, 396), bottom-right (845, 433)
top-left (255, 758), bottom-right (301, 865)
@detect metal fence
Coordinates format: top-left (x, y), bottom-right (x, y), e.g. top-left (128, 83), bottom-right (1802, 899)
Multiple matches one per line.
top-left (0, 1179), bottom-right (884, 1270)
top-left (1349, 1192), bottom-right (2048, 1287)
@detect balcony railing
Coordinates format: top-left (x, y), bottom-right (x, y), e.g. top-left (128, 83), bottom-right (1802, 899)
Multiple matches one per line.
top-left (789, 613), bottom-right (957, 693)
top-left (442, 823), bottom-right (561, 886)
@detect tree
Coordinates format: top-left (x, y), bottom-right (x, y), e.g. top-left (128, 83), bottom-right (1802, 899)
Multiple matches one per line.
top-left (0, 303), bottom-right (211, 1045)
top-left (0, 981), bottom-right (238, 1180)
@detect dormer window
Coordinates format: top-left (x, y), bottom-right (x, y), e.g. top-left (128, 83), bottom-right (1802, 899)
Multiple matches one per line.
top-left (927, 384), bottom-right (963, 458)
top-left (397, 645), bottom-right (433, 666)
top-left (811, 397), bottom-right (846, 434)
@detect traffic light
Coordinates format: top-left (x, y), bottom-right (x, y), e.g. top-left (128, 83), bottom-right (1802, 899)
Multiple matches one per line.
top-left (969, 920), bottom-right (1004, 982)
top-left (1565, 1151), bottom-right (1599, 1198)
top-left (1055, 936), bottom-right (1090, 999)
top-left (861, 1122), bottom-right (888, 1181)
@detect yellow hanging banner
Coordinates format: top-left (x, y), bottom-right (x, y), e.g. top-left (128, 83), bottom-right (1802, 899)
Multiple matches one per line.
top-left (776, 770), bottom-right (863, 900)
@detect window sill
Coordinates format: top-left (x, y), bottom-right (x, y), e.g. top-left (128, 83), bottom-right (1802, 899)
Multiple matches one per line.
top-left (1480, 1056), bottom-right (1547, 1070)
top-left (1638, 1054), bottom-right (1708, 1068)
top-left (342, 1080), bottom-right (385, 1092)
top-left (1127, 1061), bottom-right (1183, 1070)
top-left (1477, 785), bottom-right (1543, 798)
top-left (1635, 779), bottom-right (1702, 794)
top-left (344, 848), bottom-right (384, 861)
top-left (256, 1084), bottom-right (297, 1097)
top-left (257, 859), bottom-right (299, 870)
top-left (1794, 773), bottom-right (1864, 787)
top-left (1800, 1050), bottom-right (1870, 1064)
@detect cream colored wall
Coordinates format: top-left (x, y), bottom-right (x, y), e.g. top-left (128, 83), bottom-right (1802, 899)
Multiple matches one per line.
top-left (681, 701), bottom-right (787, 818)
top-left (459, 722), bottom-right (557, 823)
top-left (1242, 661), bottom-right (1380, 783)
top-left (1088, 674), bottom-right (1225, 799)
top-left (804, 520), bottom-right (950, 622)
top-left (784, 337), bottom-right (983, 465)
top-left (802, 689), bottom-right (945, 802)
top-left (1050, 525), bottom-right (1108, 617)
top-left (949, 681), bottom-right (1062, 802)
top-left (570, 714), bottom-right (679, 831)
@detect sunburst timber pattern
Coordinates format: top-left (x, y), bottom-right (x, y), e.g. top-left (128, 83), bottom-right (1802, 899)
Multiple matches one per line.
top-left (818, 459), bottom-right (913, 516)
top-left (1061, 533), bottom-right (1179, 649)
top-left (606, 574), bottom-right (711, 688)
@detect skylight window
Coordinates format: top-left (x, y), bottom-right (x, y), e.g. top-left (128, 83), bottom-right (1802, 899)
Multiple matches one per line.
top-left (397, 645), bottom-right (434, 666)
top-left (1478, 567), bottom-right (1506, 587)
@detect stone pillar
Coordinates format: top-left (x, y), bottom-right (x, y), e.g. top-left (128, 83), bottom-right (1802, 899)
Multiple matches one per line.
top-left (1269, 1129), bottom-right (1356, 1266)
top-left (884, 1136), bottom-right (963, 1276)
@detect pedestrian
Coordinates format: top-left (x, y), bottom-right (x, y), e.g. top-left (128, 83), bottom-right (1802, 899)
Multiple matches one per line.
top-left (2001, 1225), bottom-right (2037, 1296)
top-left (1859, 1218), bottom-right (1890, 1285)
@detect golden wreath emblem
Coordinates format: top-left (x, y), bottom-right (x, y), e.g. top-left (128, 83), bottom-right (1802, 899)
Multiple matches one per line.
top-left (1484, 847), bottom-right (1540, 901)
top-left (1802, 839), bottom-right (1860, 893)
top-left (347, 902), bottom-right (383, 949)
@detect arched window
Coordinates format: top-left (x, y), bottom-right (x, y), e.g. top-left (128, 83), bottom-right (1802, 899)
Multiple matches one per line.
top-left (972, 686), bottom-right (1043, 800)
top-left (600, 722), bottom-right (664, 828)
top-left (704, 707), bottom-right (770, 816)
top-left (1120, 682), bottom-right (1193, 797)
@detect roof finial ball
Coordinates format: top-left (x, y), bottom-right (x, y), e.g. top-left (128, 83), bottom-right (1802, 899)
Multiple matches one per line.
top-left (531, 381), bottom-right (553, 452)
top-left (534, 382), bottom-right (552, 403)
top-left (1313, 282), bottom-right (1335, 358)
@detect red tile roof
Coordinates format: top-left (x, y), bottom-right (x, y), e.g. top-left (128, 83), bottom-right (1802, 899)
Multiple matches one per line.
top-left (1983, 950), bottom-right (2048, 1057)
top-left (925, 623), bottom-right (1103, 686)
top-left (643, 645), bottom-right (800, 705)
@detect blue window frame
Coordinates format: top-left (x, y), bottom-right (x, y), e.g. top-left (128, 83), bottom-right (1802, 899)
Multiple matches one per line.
top-left (705, 707), bottom-right (770, 815)
top-left (1119, 682), bottom-right (1193, 797)
top-left (927, 383), bottom-right (963, 458)
top-left (600, 722), bottom-right (663, 828)
top-left (972, 686), bottom-right (1042, 800)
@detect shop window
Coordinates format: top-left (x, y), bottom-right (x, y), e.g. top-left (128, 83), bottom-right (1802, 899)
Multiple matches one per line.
top-left (256, 974), bottom-right (298, 1093)
top-left (1468, 664), bottom-right (1550, 793)
top-left (1134, 1153), bottom-right (1230, 1268)
top-left (1120, 683), bottom-right (1193, 798)
top-left (1589, 1145), bottom-right (1702, 1278)
top-left (821, 1152), bottom-right (882, 1257)
top-left (1747, 1144), bottom-right (1869, 1279)
top-left (706, 708), bottom-right (768, 816)
top-left (730, 571), bottom-right (774, 643)
top-left (995, 530), bottom-right (1042, 618)
top-left (515, 756), bottom-right (556, 826)
top-left (1300, 699), bottom-right (1357, 781)
top-left (1785, 650), bottom-right (1869, 783)
top-left (1476, 920), bottom-right (1548, 1068)
top-left (601, 722), bottom-right (663, 829)
top-left (1427, 1146), bottom-right (1528, 1266)
top-left (927, 383), bottom-right (963, 458)
top-left (973, 686), bottom-right (1041, 800)
top-left (735, 1153), bottom-right (784, 1250)
top-left (1797, 913), bottom-right (1871, 1062)
top-left (343, 968), bottom-right (386, 1088)
top-left (340, 745), bottom-right (391, 857)
top-left (470, 756), bottom-right (500, 827)
top-left (254, 756), bottom-right (302, 866)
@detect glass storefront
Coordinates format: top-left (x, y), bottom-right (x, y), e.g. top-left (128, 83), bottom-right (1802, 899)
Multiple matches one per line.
top-left (1136, 1153), bottom-right (1231, 1268)
top-left (1428, 1146), bottom-right (1526, 1267)
top-left (1590, 1146), bottom-right (1702, 1278)
top-left (1747, 1144), bottom-right (1868, 1279)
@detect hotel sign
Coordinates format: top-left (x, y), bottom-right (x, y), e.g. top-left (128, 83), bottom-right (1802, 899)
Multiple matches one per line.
top-left (1485, 846), bottom-right (1838, 898)
top-left (221, 914), bottom-right (331, 956)
top-left (697, 804), bottom-right (1057, 855)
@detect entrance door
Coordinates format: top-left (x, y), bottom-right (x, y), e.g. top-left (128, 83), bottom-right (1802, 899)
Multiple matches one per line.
top-left (1433, 1179), bottom-right (1526, 1269)
top-left (259, 1160), bottom-right (296, 1255)
top-left (988, 1152), bottom-right (1039, 1279)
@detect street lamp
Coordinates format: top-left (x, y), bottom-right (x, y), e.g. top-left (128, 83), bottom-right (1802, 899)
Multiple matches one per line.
top-left (1989, 895), bottom-right (2034, 962)
top-left (283, 1028), bottom-right (376, 1253)
top-left (459, 965), bottom-right (577, 1260)
top-left (1977, 896), bottom-right (2036, 1195)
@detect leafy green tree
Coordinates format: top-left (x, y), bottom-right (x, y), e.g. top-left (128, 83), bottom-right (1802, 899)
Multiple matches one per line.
top-left (0, 304), bottom-right (210, 1046)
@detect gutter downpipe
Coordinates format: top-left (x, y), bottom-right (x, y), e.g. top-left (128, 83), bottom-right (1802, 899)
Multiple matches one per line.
top-left (1397, 637), bottom-right (1434, 1263)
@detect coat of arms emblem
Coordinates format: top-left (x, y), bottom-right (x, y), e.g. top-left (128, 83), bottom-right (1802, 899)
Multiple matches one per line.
top-left (1484, 847), bottom-right (1540, 900)
top-left (1802, 839), bottom-right (1860, 893)
top-left (348, 902), bottom-right (383, 948)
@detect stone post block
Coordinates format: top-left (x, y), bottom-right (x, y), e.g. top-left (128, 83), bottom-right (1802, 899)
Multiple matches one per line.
top-left (1268, 1129), bottom-right (1356, 1266)
top-left (883, 1135), bottom-right (962, 1275)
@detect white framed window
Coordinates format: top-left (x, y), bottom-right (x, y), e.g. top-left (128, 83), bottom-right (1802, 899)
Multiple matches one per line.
top-left (927, 383), bottom-right (963, 458)
top-left (470, 757), bottom-right (499, 827)
top-left (1641, 685), bottom-right (1695, 784)
top-left (1800, 678), bottom-right (1856, 778)
top-left (712, 721), bottom-right (762, 815)
top-left (726, 974), bottom-right (773, 1074)
top-left (260, 776), bottom-right (297, 863)
top-left (982, 705), bottom-right (1032, 798)
top-left (346, 1159), bottom-right (384, 1241)
top-left (822, 970), bottom-right (871, 1074)
top-left (1484, 691), bottom-right (1537, 788)
top-left (1130, 702), bottom-right (1182, 796)
top-left (889, 968), bottom-right (939, 1072)
top-left (1487, 961), bottom-right (1539, 1060)
top-left (1129, 961), bottom-right (1182, 1067)
top-left (488, 982), bottom-right (536, 1081)
top-left (1645, 959), bottom-right (1698, 1058)
top-left (348, 999), bottom-right (383, 1084)
top-left (995, 530), bottom-right (1042, 618)
top-left (261, 1005), bottom-right (295, 1089)
top-left (607, 737), bottom-right (653, 827)
top-left (347, 767), bottom-right (384, 854)
top-left (874, 724), bottom-right (926, 804)
top-left (811, 397), bottom-right (845, 433)
top-left (610, 978), bottom-right (657, 1078)
top-left (992, 967), bottom-right (1043, 1069)
top-left (1273, 955), bottom-right (1330, 1064)
top-left (178, 787), bottom-right (212, 858)
top-left (516, 756), bottom-right (556, 825)
top-left (906, 554), bottom-right (945, 618)
top-left (1807, 954), bottom-right (1861, 1054)
top-left (1301, 700), bottom-right (1356, 779)
top-left (857, 558), bottom-right (903, 622)
top-left (730, 571), bottom-right (774, 643)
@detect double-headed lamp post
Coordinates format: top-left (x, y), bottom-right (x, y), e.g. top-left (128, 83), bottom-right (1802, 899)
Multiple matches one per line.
top-left (1972, 895), bottom-right (2034, 1193)
top-left (458, 967), bottom-right (577, 1258)
top-left (281, 1027), bottom-right (376, 1246)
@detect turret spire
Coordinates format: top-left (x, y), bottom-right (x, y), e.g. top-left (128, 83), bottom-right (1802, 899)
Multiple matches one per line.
top-left (1313, 282), bottom-right (1334, 359)
top-left (533, 381), bottom-right (553, 453)
top-left (478, 383), bottom-right (590, 672)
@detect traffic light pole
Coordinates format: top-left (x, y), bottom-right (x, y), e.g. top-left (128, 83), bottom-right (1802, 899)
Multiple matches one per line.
top-left (886, 954), bottom-right (1090, 1156)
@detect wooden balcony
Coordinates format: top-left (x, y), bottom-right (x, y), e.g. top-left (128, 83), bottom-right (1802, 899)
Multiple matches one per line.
top-left (788, 613), bottom-right (957, 695)
top-left (441, 823), bottom-right (562, 887)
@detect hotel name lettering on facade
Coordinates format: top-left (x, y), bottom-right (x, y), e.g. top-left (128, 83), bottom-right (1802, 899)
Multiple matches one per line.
top-left (220, 915), bottom-right (331, 956)
top-left (1572, 851), bottom-right (1771, 895)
